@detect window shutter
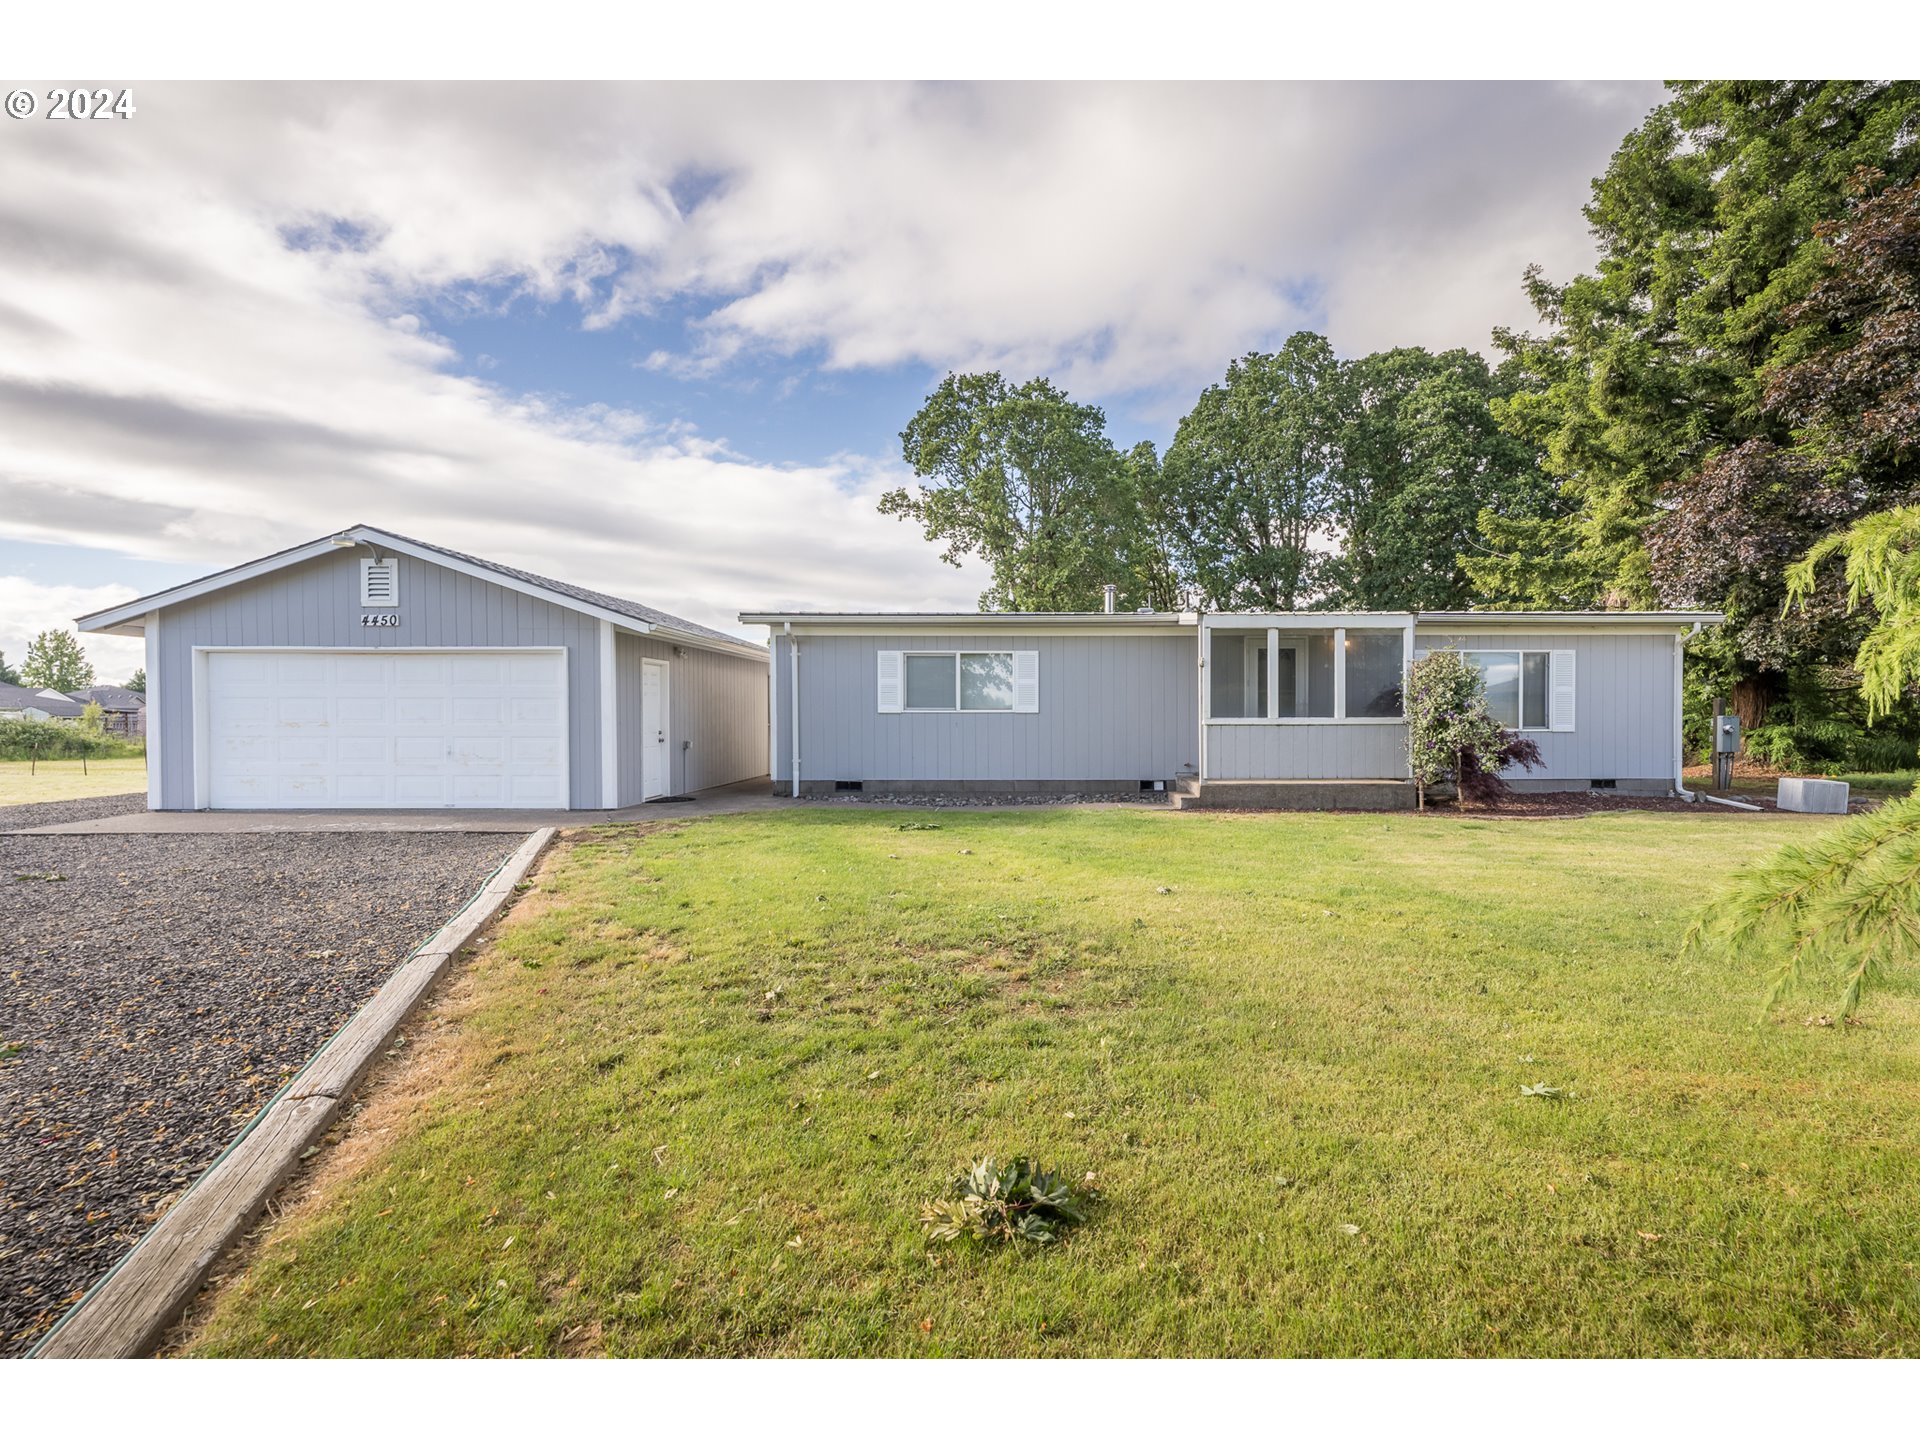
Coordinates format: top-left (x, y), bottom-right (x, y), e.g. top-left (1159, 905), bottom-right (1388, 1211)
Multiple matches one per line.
top-left (876, 650), bottom-right (903, 713)
top-left (1549, 649), bottom-right (1576, 731)
top-left (1013, 650), bottom-right (1040, 713)
top-left (360, 557), bottom-right (398, 607)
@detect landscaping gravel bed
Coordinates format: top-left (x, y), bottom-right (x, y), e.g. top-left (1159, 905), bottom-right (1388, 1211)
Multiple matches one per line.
top-left (0, 830), bottom-right (523, 1356)
top-left (0, 791), bottom-right (149, 833)
top-left (810, 791), bottom-right (1169, 808)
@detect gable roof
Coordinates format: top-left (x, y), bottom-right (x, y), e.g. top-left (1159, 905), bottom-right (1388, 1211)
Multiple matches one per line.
top-left (69, 685), bottom-right (146, 711)
top-left (74, 525), bottom-right (765, 660)
top-left (0, 682), bottom-right (86, 717)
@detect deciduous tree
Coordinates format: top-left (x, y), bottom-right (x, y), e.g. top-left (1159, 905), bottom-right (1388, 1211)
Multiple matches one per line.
top-left (20, 629), bottom-right (94, 692)
top-left (1161, 334), bottom-right (1342, 611)
top-left (882, 373), bottom-right (1144, 611)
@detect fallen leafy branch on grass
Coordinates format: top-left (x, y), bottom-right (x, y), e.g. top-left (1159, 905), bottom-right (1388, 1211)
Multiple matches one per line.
top-left (920, 1157), bottom-right (1092, 1247)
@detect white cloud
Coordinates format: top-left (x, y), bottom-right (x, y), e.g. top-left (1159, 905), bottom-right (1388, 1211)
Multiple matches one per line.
top-left (0, 81), bottom-right (1658, 626)
top-left (0, 578), bottom-right (145, 683)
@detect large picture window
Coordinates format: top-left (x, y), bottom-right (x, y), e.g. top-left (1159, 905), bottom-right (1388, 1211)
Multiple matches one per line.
top-left (906, 652), bottom-right (1014, 712)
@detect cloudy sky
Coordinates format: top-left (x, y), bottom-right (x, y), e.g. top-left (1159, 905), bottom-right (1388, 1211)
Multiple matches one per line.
top-left (0, 81), bottom-right (1662, 679)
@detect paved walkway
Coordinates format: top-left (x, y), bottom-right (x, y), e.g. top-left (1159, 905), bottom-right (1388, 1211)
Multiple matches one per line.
top-left (6, 778), bottom-right (793, 835)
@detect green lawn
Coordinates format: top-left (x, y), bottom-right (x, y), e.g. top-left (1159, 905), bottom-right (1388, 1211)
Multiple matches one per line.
top-left (185, 808), bottom-right (1920, 1357)
top-left (0, 757), bottom-right (146, 806)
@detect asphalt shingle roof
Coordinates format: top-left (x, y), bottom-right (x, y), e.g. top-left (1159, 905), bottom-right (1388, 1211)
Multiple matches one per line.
top-left (0, 682), bottom-right (86, 717)
top-left (372, 527), bottom-right (758, 651)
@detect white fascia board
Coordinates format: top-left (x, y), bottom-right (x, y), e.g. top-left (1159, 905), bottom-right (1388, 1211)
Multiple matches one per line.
top-left (1417, 611), bottom-right (1723, 630)
top-left (75, 525), bottom-right (767, 662)
top-left (1202, 611), bottom-right (1412, 630)
top-left (740, 612), bottom-right (1196, 637)
top-left (76, 537), bottom-right (344, 632)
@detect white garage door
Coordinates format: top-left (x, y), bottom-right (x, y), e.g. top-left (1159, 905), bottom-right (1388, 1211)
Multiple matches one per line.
top-left (204, 649), bottom-right (568, 809)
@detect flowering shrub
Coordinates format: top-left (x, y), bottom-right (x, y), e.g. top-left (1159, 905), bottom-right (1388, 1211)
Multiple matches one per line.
top-left (1405, 650), bottom-right (1542, 808)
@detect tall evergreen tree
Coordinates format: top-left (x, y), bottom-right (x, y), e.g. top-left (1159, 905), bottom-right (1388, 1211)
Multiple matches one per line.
top-left (1469, 81), bottom-right (1920, 720)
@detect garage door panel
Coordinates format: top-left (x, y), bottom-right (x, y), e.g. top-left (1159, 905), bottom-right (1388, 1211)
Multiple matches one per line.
top-left (453, 736), bottom-right (506, 767)
top-left (453, 697), bottom-right (505, 725)
top-left (205, 649), bottom-right (566, 809)
top-left (509, 773), bottom-right (564, 804)
top-left (335, 775), bottom-right (391, 805)
top-left (510, 696), bottom-right (561, 725)
top-left (334, 654), bottom-right (390, 685)
top-left (277, 697), bottom-right (329, 726)
top-left (450, 656), bottom-right (505, 685)
top-left (337, 698), bottom-right (388, 726)
top-left (394, 697), bottom-right (447, 726)
top-left (276, 656), bottom-right (329, 685)
top-left (219, 697), bottom-right (273, 728)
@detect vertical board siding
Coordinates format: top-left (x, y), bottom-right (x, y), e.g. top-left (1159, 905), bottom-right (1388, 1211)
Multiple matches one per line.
top-left (772, 631), bottom-right (1197, 783)
top-left (152, 550), bottom-right (767, 809)
top-left (1414, 629), bottom-right (1677, 784)
top-left (616, 632), bottom-right (769, 803)
top-left (1203, 722), bottom-right (1409, 780)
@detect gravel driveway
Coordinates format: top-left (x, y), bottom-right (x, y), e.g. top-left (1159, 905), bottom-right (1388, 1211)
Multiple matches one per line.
top-left (0, 830), bottom-right (525, 1356)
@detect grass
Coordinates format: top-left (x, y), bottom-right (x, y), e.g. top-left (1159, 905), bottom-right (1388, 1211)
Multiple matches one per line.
top-left (183, 807), bottom-right (1920, 1358)
top-left (0, 757), bottom-right (146, 805)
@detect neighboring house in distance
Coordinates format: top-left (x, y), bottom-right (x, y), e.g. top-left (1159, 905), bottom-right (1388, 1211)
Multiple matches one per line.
top-left (67, 685), bottom-right (148, 737)
top-left (76, 525), bottom-right (769, 812)
top-left (0, 681), bottom-right (88, 723)
top-left (740, 604), bottom-right (1722, 810)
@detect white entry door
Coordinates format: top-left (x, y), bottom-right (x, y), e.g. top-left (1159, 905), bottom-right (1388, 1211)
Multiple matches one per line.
top-left (203, 648), bottom-right (568, 809)
top-left (640, 658), bottom-right (670, 799)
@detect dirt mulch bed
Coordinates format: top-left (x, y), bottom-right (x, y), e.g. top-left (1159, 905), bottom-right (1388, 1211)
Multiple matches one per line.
top-left (0, 830), bottom-right (523, 1357)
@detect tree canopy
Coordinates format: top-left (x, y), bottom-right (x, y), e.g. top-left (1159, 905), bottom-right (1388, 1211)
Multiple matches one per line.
top-left (881, 372), bottom-right (1169, 612)
top-left (20, 629), bottom-right (94, 692)
top-left (1470, 82), bottom-right (1920, 715)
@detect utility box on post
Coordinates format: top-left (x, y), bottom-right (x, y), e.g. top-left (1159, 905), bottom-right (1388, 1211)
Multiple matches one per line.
top-left (1711, 707), bottom-right (1739, 791)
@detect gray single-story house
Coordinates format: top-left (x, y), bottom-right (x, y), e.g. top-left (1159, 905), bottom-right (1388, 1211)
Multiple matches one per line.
top-left (76, 526), bottom-right (769, 811)
top-left (68, 684), bottom-right (147, 736)
top-left (0, 682), bottom-right (88, 722)
top-left (739, 605), bottom-right (1721, 808)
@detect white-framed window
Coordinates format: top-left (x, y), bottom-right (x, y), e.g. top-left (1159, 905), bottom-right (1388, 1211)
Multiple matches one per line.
top-left (360, 557), bottom-right (399, 607)
top-left (878, 650), bottom-right (1038, 713)
top-left (1462, 649), bottom-right (1575, 732)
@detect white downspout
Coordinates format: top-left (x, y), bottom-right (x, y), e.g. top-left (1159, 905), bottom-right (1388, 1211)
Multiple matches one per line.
top-left (1196, 613), bottom-right (1208, 783)
top-left (1673, 624), bottom-right (1699, 802)
top-left (786, 621), bottom-right (800, 799)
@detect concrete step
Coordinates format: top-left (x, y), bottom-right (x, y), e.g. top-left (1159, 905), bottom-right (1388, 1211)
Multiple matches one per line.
top-left (1173, 779), bottom-right (1416, 812)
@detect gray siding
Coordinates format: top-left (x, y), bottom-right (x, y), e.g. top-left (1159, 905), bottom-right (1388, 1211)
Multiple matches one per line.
top-left (1415, 628), bottom-right (1679, 786)
top-left (616, 632), bottom-right (768, 803)
top-left (150, 549), bottom-right (767, 809)
top-left (1206, 722), bottom-right (1408, 780)
top-left (772, 631), bottom-right (1196, 784)
top-left (154, 550), bottom-right (603, 809)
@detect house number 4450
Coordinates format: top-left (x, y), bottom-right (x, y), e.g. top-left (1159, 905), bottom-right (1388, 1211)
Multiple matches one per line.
top-left (360, 613), bottom-right (401, 627)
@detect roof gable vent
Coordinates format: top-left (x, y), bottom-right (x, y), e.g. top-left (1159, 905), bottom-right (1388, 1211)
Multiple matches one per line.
top-left (361, 557), bottom-right (398, 607)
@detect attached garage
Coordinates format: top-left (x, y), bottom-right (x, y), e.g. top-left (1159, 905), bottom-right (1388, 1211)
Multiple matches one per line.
top-left (78, 526), bottom-right (768, 812)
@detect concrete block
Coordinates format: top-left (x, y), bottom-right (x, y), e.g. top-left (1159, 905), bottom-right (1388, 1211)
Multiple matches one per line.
top-left (1777, 777), bottom-right (1849, 814)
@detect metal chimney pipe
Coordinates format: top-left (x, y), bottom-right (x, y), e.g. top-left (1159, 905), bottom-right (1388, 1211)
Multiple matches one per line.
top-left (1102, 583), bottom-right (1117, 614)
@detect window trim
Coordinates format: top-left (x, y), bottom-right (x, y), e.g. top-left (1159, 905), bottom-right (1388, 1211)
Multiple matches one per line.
top-left (1463, 648), bottom-right (1553, 732)
top-left (901, 650), bottom-right (1018, 714)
